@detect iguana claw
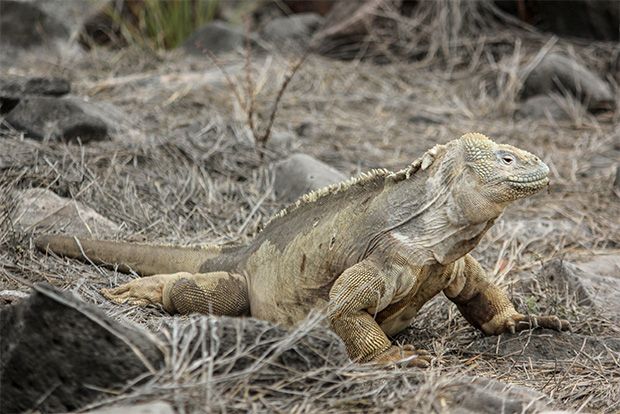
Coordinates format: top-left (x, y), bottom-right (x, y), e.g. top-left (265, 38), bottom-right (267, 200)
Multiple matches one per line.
top-left (503, 314), bottom-right (571, 334)
top-left (372, 345), bottom-right (432, 368)
top-left (101, 274), bottom-right (175, 307)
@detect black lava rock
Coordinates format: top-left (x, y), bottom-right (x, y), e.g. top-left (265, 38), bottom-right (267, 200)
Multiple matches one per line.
top-left (0, 284), bottom-right (164, 413)
top-left (4, 96), bottom-right (109, 143)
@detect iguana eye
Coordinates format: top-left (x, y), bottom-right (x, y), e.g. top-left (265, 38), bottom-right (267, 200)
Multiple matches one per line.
top-left (501, 154), bottom-right (514, 165)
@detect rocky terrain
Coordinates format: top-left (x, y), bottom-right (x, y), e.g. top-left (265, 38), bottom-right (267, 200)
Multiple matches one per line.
top-left (1, 1), bottom-right (619, 413)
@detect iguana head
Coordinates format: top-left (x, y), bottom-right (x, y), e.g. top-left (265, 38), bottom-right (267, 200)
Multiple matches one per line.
top-left (459, 132), bottom-right (549, 204)
top-left (370, 132), bottom-right (550, 264)
top-left (404, 132), bottom-right (551, 263)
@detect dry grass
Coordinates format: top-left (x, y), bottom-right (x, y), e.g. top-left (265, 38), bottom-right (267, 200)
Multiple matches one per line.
top-left (1, 1), bottom-right (619, 412)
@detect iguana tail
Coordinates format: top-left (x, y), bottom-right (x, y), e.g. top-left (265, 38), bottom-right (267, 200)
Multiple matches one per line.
top-left (35, 235), bottom-right (240, 276)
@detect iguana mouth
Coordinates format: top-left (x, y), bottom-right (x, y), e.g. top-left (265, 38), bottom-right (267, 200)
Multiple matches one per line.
top-left (507, 176), bottom-right (549, 189)
top-left (507, 171), bottom-right (548, 183)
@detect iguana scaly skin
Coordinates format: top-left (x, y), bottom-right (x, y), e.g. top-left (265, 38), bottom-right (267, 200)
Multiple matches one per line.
top-left (36, 133), bottom-right (570, 367)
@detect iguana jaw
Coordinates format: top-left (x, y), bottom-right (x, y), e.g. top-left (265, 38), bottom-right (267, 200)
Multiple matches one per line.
top-left (485, 162), bottom-right (549, 202)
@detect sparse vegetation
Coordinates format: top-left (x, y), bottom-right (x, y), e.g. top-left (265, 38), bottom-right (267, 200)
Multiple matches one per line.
top-left (142, 0), bottom-right (219, 49)
top-left (109, 0), bottom-right (220, 50)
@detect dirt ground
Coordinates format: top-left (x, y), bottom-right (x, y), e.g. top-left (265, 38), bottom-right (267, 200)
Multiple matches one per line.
top-left (1, 8), bottom-right (619, 413)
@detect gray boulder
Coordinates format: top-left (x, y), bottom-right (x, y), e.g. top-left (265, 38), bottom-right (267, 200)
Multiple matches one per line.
top-left (515, 0), bottom-right (619, 42)
top-left (0, 284), bottom-right (165, 413)
top-left (0, 0), bottom-right (69, 50)
top-left (66, 97), bottom-right (132, 134)
top-left (516, 95), bottom-right (572, 121)
top-left (265, 129), bottom-right (297, 152)
top-left (261, 13), bottom-right (324, 49)
top-left (573, 254), bottom-right (620, 278)
top-left (274, 153), bottom-right (347, 203)
top-left (0, 76), bottom-right (71, 99)
top-left (295, 121), bottom-right (317, 138)
top-left (85, 401), bottom-right (175, 414)
top-left (521, 53), bottom-right (614, 111)
top-left (12, 188), bottom-right (120, 237)
top-left (0, 76), bottom-right (72, 115)
top-left (33, 0), bottom-right (108, 39)
top-left (183, 20), bottom-right (258, 56)
top-left (4, 96), bottom-right (109, 143)
top-left (543, 256), bottom-right (620, 321)
top-left (442, 377), bottom-right (552, 414)
top-left (408, 110), bottom-right (448, 125)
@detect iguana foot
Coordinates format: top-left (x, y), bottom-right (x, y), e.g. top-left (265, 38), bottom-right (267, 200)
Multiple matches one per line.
top-left (101, 273), bottom-right (182, 308)
top-left (372, 345), bottom-right (432, 368)
top-left (490, 313), bottom-right (571, 335)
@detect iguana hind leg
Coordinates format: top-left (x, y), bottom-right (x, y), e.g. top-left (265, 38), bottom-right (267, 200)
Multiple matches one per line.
top-left (445, 255), bottom-right (570, 335)
top-left (102, 271), bottom-right (250, 316)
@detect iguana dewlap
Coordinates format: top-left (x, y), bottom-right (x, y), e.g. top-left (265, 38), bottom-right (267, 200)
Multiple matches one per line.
top-left (36, 133), bottom-right (570, 367)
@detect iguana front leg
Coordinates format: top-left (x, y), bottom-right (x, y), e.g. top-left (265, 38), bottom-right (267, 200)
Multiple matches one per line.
top-left (102, 271), bottom-right (250, 316)
top-left (444, 255), bottom-right (570, 335)
top-left (328, 260), bottom-right (431, 368)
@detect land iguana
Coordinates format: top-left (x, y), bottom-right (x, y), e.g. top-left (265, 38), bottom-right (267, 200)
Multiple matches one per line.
top-left (35, 133), bottom-right (570, 367)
